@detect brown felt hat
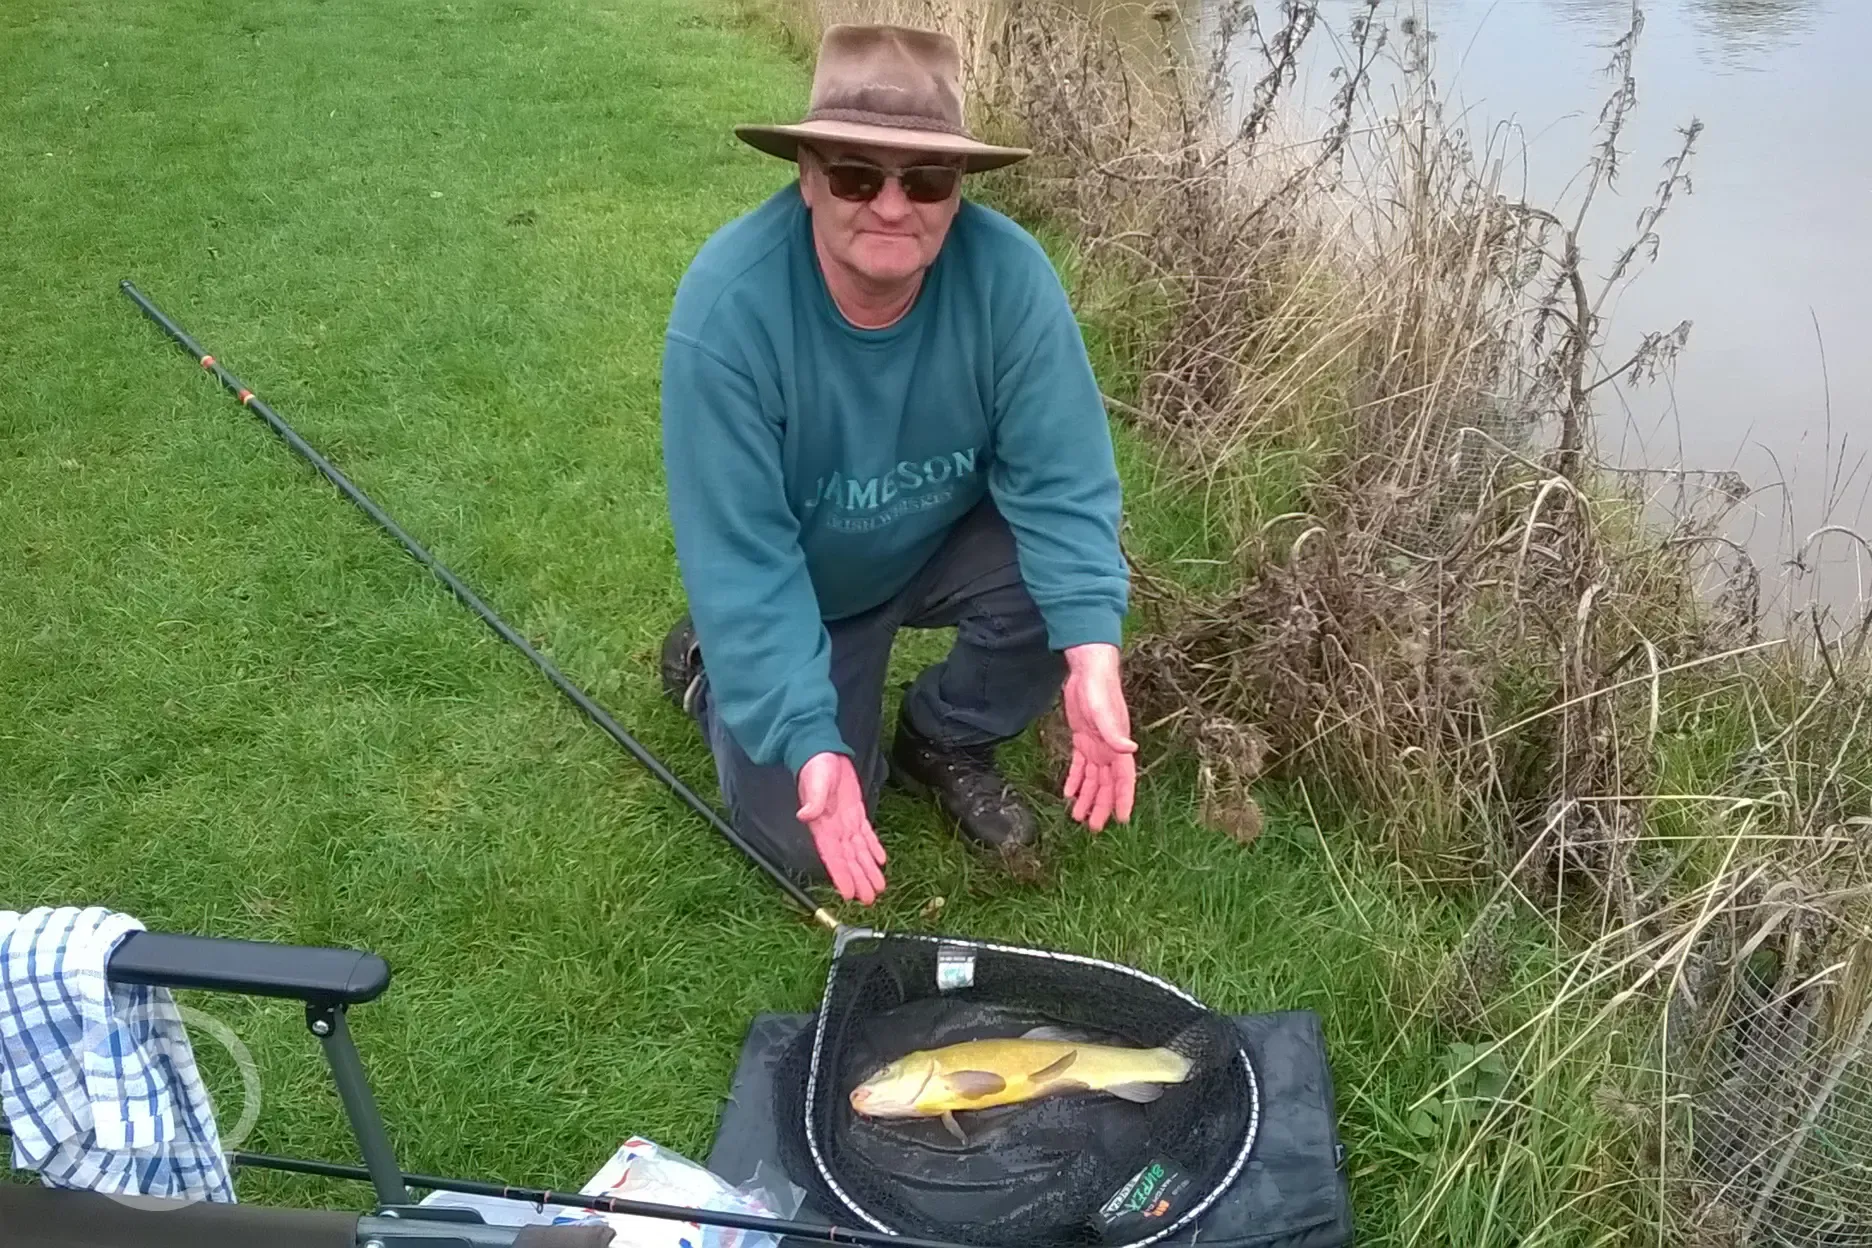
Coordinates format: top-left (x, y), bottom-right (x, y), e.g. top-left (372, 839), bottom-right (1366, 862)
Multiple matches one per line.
top-left (734, 24), bottom-right (1030, 173)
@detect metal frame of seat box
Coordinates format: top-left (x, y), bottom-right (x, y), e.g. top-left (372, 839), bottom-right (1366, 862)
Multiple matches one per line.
top-left (0, 924), bottom-right (988, 1248)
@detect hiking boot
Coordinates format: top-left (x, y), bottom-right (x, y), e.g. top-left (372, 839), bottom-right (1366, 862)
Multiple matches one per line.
top-left (888, 710), bottom-right (1038, 854)
top-left (659, 612), bottom-right (705, 720)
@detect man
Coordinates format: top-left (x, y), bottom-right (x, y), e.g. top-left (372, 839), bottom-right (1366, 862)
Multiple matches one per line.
top-left (658, 23), bottom-right (1136, 905)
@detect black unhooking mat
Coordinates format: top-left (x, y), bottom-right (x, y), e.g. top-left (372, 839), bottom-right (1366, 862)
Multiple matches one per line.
top-left (706, 1011), bottom-right (1355, 1248)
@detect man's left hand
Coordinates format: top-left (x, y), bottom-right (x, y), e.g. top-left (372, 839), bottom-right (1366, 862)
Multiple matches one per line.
top-left (1060, 642), bottom-right (1137, 832)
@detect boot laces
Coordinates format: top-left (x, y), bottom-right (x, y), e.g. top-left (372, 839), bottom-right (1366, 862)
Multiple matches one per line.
top-left (927, 745), bottom-right (1020, 809)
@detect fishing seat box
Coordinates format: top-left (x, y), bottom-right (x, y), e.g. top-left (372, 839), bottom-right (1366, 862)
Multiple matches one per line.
top-left (706, 1009), bottom-right (1355, 1248)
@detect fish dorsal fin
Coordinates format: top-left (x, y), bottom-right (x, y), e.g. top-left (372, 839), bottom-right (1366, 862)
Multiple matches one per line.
top-left (1030, 1050), bottom-right (1078, 1082)
top-left (947, 1070), bottom-right (1008, 1099)
top-left (1021, 1025), bottom-right (1078, 1042)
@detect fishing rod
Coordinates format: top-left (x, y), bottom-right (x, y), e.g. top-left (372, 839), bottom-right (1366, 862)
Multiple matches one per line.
top-left (226, 1149), bottom-right (983, 1248)
top-left (117, 279), bottom-right (836, 933)
top-left (260, 1151), bottom-right (969, 1248)
top-left (0, 1125), bottom-right (969, 1248)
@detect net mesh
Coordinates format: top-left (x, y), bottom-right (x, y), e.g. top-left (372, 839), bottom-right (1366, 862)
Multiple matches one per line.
top-left (774, 932), bottom-right (1259, 1248)
top-left (1687, 931), bottom-right (1872, 1246)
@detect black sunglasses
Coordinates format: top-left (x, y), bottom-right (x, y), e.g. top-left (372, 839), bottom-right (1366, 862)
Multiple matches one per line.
top-left (810, 151), bottom-right (962, 204)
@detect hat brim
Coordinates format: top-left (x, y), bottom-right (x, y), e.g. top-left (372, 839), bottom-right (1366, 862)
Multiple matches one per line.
top-left (734, 121), bottom-right (1030, 174)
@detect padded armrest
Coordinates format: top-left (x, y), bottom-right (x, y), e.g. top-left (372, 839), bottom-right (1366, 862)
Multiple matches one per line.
top-left (0, 1186), bottom-right (619, 1248)
top-left (107, 931), bottom-right (391, 1007)
top-left (0, 1182), bottom-right (360, 1248)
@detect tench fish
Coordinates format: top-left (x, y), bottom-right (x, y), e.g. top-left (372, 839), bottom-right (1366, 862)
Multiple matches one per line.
top-left (847, 1027), bottom-right (1193, 1144)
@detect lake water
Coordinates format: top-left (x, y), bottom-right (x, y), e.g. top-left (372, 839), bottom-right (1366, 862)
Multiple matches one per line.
top-left (1160, 0), bottom-right (1871, 615)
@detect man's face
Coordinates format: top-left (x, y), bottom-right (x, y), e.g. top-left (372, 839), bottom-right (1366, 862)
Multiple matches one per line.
top-left (798, 142), bottom-right (965, 286)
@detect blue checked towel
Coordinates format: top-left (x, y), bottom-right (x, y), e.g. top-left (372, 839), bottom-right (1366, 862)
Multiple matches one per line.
top-left (0, 905), bottom-right (237, 1202)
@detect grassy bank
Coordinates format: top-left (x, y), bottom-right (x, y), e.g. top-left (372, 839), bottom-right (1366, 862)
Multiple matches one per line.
top-left (0, 0), bottom-right (1561, 1238)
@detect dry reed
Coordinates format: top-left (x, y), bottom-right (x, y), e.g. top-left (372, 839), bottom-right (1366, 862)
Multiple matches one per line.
top-left (749, 0), bottom-right (1872, 1240)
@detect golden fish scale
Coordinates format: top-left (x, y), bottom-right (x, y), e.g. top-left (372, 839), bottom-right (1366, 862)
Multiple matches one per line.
top-left (911, 1037), bottom-right (1191, 1113)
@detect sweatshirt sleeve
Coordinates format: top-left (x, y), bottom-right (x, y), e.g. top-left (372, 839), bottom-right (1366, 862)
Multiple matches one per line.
top-left (660, 328), bottom-right (851, 776)
top-left (986, 244), bottom-right (1130, 650)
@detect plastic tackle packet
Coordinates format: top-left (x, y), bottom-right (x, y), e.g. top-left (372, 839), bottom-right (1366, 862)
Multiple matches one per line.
top-left (418, 1135), bottom-right (803, 1248)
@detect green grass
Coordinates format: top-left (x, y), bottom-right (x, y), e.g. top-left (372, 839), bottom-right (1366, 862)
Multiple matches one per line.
top-left (0, 0), bottom-right (1631, 1240)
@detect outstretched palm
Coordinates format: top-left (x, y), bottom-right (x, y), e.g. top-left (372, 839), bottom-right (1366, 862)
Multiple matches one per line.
top-left (1061, 643), bottom-right (1137, 832)
top-left (797, 752), bottom-right (888, 904)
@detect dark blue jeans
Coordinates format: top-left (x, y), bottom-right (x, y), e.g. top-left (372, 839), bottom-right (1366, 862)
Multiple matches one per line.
top-left (691, 500), bottom-right (1065, 884)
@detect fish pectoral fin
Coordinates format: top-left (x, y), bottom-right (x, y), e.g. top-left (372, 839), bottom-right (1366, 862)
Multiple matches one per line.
top-left (941, 1110), bottom-right (969, 1146)
top-left (947, 1070), bottom-right (1009, 1099)
top-left (1030, 1051), bottom-right (1078, 1082)
top-left (1107, 1081), bottom-right (1169, 1104)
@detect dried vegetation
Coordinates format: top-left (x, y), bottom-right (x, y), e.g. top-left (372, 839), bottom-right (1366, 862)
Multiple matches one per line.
top-left (754, 0), bottom-right (1872, 1240)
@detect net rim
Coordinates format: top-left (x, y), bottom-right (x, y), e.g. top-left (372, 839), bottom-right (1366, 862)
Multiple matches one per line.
top-left (800, 927), bottom-right (1263, 1248)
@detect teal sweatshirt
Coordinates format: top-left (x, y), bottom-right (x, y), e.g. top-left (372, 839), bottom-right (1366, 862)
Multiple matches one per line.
top-left (659, 184), bottom-right (1128, 776)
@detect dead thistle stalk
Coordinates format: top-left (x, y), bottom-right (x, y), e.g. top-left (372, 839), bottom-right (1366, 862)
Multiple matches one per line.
top-left (762, 0), bottom-right (1872, 1240)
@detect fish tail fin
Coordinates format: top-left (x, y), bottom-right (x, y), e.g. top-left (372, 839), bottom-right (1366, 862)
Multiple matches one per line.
top-left (1164, 1017), bottom-right (1231, 1066)
top-left (1141, 1046), bottom-right (1195, 1083)
top-left (1168, 1018), bottom-right (1212, 1049)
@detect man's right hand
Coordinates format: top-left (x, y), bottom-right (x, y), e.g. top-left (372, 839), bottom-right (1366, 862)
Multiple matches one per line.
top-left (796, 752), bottom-right (888, 905)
